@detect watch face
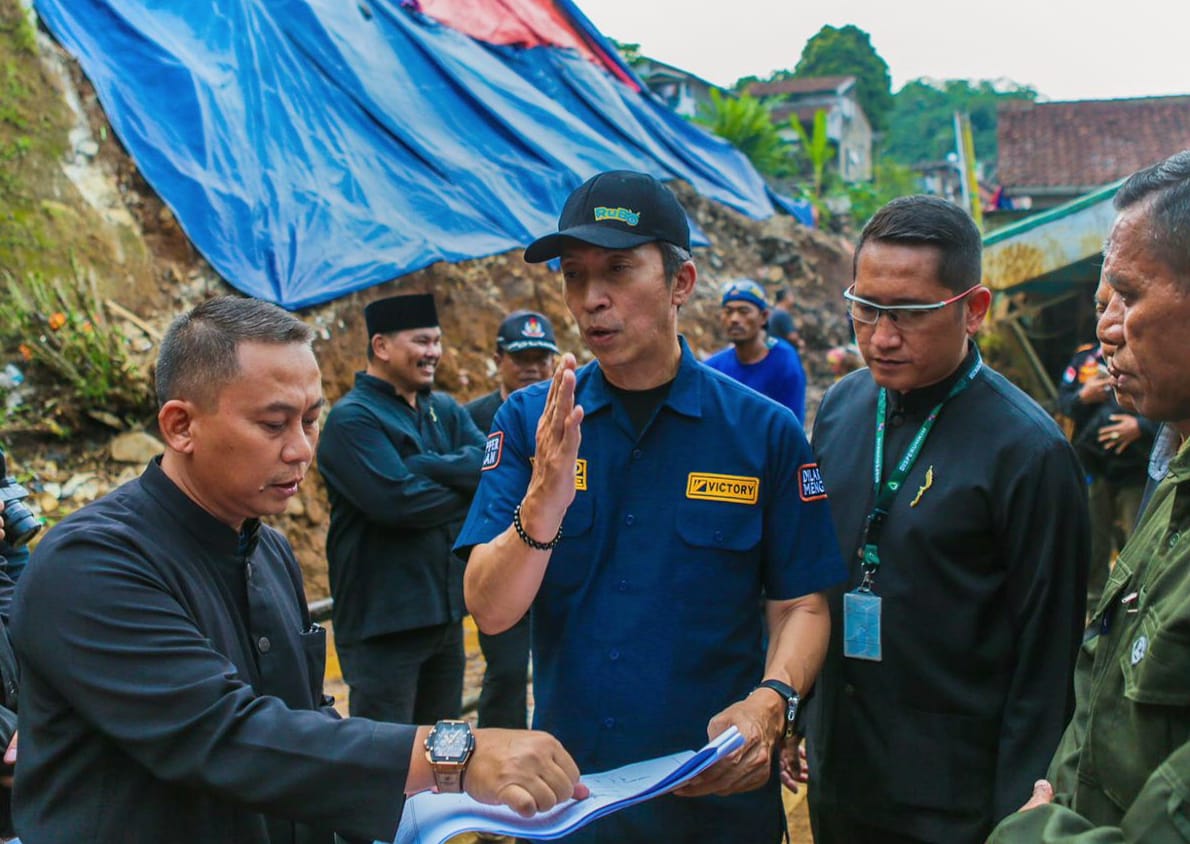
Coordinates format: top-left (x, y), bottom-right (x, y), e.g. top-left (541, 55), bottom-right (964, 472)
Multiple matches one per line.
top-left (428, 721), bottom-right (474, 763)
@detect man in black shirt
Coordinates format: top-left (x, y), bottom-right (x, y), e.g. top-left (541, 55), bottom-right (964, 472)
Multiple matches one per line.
top-left (807, 197), bottom-right (1089, 844)
top-left (10, 297), bottom-right (585, 844)
top-left (318, 294), bottom-right (486, 725)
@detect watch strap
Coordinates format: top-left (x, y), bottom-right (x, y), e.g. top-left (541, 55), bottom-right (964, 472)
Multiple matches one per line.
top-left (755, 678), bottom-right (799, 739)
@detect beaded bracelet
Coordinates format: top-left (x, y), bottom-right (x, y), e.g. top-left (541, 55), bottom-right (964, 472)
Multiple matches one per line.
top-left (513, 503), bottom-right (562, 551)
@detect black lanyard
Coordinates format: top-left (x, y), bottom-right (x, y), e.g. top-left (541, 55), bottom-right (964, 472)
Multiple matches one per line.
top-left (857, 348), bottom-right (983, 585)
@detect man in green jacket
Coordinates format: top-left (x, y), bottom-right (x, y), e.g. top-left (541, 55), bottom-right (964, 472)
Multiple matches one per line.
top-left (990, 150), bottom-right (1190, 841)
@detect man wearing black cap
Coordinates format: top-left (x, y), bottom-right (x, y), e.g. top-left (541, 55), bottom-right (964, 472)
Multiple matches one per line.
top-left (465, 311), bottom-right (558, 732)
top-left (457, 171), bottom-right (845, 842)
top-left (466, 311), bottom-right (560, 436)
top-left (318, 293), bottom-right (486, 725)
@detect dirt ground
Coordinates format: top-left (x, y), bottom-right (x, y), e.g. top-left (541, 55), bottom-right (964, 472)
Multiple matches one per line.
top-left (323, 619), bottom-right (814, 841)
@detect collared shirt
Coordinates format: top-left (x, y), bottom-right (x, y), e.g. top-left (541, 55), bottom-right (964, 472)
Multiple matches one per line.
top-left (809, 348), bottom-right (1090, 842)
top-left (10, 459), bottom-right (413, 843)
top-left (704, 336), bottom-right (806, 421)
top-left (990, 438), bottom-right (1190, 842)
top-left (457, 338), bottom-right (844, 842)
top-left (318, 372), bottom-right (485, 643)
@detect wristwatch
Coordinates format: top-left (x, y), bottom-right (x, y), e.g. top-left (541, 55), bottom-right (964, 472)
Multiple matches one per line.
top-left (755, 679), bottom-right (800, 739)
top-left (425, 719), bottom-right (475, 793)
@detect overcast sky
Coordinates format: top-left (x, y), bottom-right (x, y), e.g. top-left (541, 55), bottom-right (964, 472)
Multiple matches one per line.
top-left (578, 0), bottom-right (1190, 102)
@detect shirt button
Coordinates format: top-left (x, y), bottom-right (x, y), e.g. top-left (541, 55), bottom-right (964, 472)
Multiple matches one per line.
top-left (625, 514), bottom-right (635, 526)
top-left (713, 530), bottom-right (723, 543)
top-left (632, 449), bottom-right (642, 460)
top-left (257, 636), bottom-right (271, 654)
top-left (844, 683), bottom-right (856, 697)
top-left (609, 648), bottom-right (620, 661)
top-left (616, 579), bottom-right (629, 592)
top-left (603, 717), bottom-right (615, 729)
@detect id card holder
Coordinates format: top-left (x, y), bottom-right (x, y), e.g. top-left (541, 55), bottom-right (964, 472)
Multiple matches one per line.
top-left (843, 589), bottom-right (882, 661)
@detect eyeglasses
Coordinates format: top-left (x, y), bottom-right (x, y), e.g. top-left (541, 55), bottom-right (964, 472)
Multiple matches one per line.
top-left (843, 283), bottom-right (982, 331)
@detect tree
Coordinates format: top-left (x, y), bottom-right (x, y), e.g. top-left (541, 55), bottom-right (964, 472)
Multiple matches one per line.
top-left (883, 78), bottom-right (1038, 167)
top-left (790, 109), bottom-right (831, 198)
top-left (794, 24), bottom-right (893, 132)
top-left (695, 89), bottom-right (790, 178)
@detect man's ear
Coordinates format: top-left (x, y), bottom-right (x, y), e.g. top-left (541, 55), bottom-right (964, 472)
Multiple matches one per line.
top-left (158, 399), bottom-right (199, 454)
top-left (671, 260), bottom-right (697, 307)
top-left (370, 332), bottom-right (389, 362)
top-left (965, 286), bottom-right (993, 336)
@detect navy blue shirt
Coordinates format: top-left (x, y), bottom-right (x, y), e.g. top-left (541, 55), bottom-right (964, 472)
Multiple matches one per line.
top-left (457, 339), bottom-right (844, 842)
top-left (704, 337), bottom-right (806, 421)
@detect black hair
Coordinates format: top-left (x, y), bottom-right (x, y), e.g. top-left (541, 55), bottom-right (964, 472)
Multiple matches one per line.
top-left (156, 296), bottom-right (313, 408)
top-left (1113, 150), bottom-right (1190, 282)
top-left (854, 195), bottom-right (982, 293)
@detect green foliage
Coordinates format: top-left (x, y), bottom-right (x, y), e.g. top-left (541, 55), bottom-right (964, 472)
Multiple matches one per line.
top-left (790, 109), bottom-right (831, 197)
top-left (695, 89), bottom-right (790, 178)
top-left (0, 270), bottom-right (155, 431)
top-left (794, 24), bottom-right (893, 131)
top-left (608, 38), bottom-right (644, 69)
top-left (884, 78), bottom-right (1038, 165)
top-left (838, 160), bottom-right (922, 225)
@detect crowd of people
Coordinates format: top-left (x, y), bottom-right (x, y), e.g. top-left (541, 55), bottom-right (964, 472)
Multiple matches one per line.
top-left (0, 150), bottom-right (1189, 844)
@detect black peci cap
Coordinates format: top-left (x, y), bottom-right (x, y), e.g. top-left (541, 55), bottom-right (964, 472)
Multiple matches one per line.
top-left (523, 170), bottom-right (691, 263)
top-left (364, 293), bottom-right (438, 336)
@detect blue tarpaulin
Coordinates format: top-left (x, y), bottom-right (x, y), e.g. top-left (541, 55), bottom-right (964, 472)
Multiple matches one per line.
top-left (35, 0), bottom-right (812, 309)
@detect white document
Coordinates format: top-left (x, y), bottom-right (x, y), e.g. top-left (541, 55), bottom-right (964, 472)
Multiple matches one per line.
top-left (388, 726), bottom-right (745, 844)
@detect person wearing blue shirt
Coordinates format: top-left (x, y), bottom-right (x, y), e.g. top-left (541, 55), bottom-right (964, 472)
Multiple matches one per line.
top-left (705, 278), bottom-right (807, 421)
top-left (457, 170), bottom-right (846, 843)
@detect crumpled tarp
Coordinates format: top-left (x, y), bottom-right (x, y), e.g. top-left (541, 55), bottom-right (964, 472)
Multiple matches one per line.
top-left (35, 0), bottom-right (812, 309)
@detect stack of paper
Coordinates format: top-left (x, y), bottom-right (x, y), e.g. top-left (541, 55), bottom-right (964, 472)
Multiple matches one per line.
top-left (389, 726), bottom-right (745, 844)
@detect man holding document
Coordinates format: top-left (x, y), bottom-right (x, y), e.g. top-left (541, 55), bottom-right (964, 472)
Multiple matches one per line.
top-left (458, 171), bottom-right (846, 842)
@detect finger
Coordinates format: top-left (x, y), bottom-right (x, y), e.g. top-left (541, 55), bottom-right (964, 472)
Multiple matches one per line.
top-left (539, 759), bottom-right (580, 806)
top-left (550, 746), bottom-right (582, 789)
top-left (1019, 779), bottom-right (1054, 813)
top-left (498, 783), bottom-right (539, 818)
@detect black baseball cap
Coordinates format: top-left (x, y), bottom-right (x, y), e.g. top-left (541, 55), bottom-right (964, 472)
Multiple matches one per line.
top-left (497, 311), bottom-right (559, 354)
top-left (524, 170), bottom-right (691, 263)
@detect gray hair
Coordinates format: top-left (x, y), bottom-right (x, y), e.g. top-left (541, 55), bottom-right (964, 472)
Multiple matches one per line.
top-left (1113, 150), bottom-right (1190, 282)
top-left (659, 241), bottom-right (693, 283)
top-left (156, 296), bottom-right (314, 408)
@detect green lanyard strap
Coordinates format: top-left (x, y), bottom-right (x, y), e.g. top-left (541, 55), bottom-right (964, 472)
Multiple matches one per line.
top-left (858, 348), bottom-right (983, 582)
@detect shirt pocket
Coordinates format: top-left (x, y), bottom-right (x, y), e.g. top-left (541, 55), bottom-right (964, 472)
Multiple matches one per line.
top-left (674, 502), bottom-right (763, 552)
top-left (541, 495), bottom-right (597, 594)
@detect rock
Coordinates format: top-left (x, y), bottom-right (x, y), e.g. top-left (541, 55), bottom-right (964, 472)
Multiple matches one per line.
top-left (61, 473), bottom-right (96, 499)
top-left (71, 479), bottom-right (101, 502)
top-left (285, 496), bottom-right (305, 517)
top-left (87, 409), bottom-right (125, 429)
top-left (38, 494), bottom-right (59, 514)
top-left (76, 139), bottom-right (99, 157)
top-left (42, 483), bottom-right (62, 500)
top-left (110, 431), bottom-right (164, 464)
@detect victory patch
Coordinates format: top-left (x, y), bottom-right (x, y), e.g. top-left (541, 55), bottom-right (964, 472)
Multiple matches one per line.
top-left (686, 473), bottom-right (760, 504)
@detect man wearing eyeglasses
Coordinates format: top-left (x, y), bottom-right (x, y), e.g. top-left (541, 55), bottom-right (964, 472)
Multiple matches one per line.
top-left (804, 195), bottom-right (1090, 844)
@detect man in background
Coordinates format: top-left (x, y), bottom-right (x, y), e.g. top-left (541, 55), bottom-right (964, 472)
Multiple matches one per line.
top-left (318, 293), bottom-right (485, 724)
top-left (1058, 339), bottom-right (1155, 608)
top-left (807, 195), bottom-right (1089, 843)
top-left (465, 310), bottom-right (558, 729)
top-left (704, 279), bottom-right (807, 421)
top-left (768, 286), bottom-right (803, 350)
